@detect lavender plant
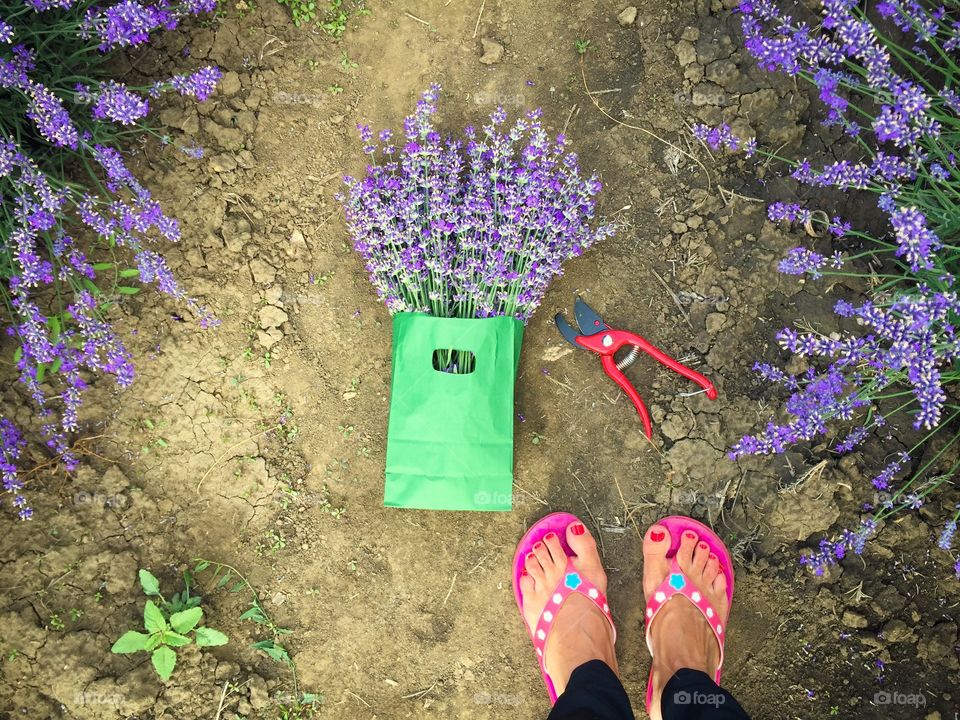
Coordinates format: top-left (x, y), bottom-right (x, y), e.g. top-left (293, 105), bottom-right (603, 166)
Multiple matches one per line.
top-left (338, 85), bottom-right (614, 346)
top-left (695, 0), bottom-right (960, 576)
top-left (0, 0), bottom-right (221, 519)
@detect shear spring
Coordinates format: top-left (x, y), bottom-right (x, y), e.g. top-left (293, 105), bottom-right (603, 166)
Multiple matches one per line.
top-left (615, 345), bottom-right (642, 371)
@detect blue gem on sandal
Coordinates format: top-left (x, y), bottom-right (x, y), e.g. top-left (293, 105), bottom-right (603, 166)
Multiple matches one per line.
top-left (668, 573), bottom-right (686, 590)
top-left (564, 572), bottom-right (582, 590)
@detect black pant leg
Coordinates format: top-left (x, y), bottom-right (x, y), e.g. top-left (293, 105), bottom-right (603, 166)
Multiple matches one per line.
top-left (546, 660), bottom-right (635, 720)
top-left (661, 669), bottom-right (751, 720)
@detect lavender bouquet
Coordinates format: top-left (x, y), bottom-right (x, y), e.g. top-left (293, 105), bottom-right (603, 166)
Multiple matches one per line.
top-left (340, 85), bottom-right (613, 327)
top-left (0, 0), bottom-right (220, 520)
top-left (696, 0), bottom-right (960, 576)
top-left (338, 85), bottom-right (612, 510)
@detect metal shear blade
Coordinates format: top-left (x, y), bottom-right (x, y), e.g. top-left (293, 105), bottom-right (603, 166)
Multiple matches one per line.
top-left (573, 297), bottom-right (609, 336)
top-left (555, 314), bottom-right (582, 347)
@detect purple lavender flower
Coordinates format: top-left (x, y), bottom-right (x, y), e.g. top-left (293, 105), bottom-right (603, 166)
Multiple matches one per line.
top-left (834, 425), bottom-right (868, 453)
top-left (169, 66), bottom-right (222, 101)
top-left (80, 1), bottom-right (175, 51)
top-left (0, 19), bottom-right (14, 44)
top-left (92, 81), bottom-right (149, 125)
top-left (937, 520), bottom-right (956, 551)
top-left (889, 205), bottom-right (940, 271)
top-left (0, 419), bottom-right (29, 520)
top-left (692, 123), bottom-right (743, 151)
top-left (25, 81), bottom-right (79, 149)
top-left (779, 247), bottom-right (827, 278)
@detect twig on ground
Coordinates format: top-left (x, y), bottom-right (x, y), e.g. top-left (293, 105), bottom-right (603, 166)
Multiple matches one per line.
top-left (613, 476), bottom-right (644, 538)
top-left (402, 681), bottom-right (437, 700)
top-left (544, 373), bottom-right (574, 392)
top-left (467, 554), bottom-right (489, 574)
top-left (472, 0), bottom-right (485, 37)
top-left (649, 268), bottom-right (693, 330)
top-left (562, 104), bottom-right (579, 136)
top-left (214, 681), bottom-right (230, 720)
top-left (513, 481), bottom-right (549, 506)
top-left (345, 690), bottom-right (371, 707)
top-left (441, 572), bottom-right (458, 608)
top-left (404, 11), bottom-right (431, 26)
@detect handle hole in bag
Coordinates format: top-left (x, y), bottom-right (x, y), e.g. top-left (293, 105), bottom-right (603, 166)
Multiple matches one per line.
top-left (432, 349), bottom-right (476, 374)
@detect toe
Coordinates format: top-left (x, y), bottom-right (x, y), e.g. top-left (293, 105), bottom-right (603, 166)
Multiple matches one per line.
top-left (676, 529), bottom-right (699, 569)
top-left (566, 520), bottom-right (600, 567)
top-left (712, 565), bottom-right (728, 599)
top-left (532, 540), bottom-right (553, 569)
top-left (543, 531), bottom-right (565, 565)
top-left (691, 539), bottom-right (710, 576)
top-left (642, 523), bottom-right (672, 598)
top-left (704, 553), bottom-right (720, 584)
top-left (519, 571), bottom-right (536, 599)
top-left (525, 551), bottom-right (546, 584)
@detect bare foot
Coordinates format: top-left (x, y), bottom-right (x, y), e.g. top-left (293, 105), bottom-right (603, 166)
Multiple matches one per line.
top-left (642, 524), bottom-right (729, 720)
top-left (518, 520), bottom-right (618, 696)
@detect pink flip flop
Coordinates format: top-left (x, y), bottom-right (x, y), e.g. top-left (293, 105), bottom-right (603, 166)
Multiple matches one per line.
top-left (643, 515), bottom-right (735, 713)
top-left (512, 512), bottom-right (617, 705)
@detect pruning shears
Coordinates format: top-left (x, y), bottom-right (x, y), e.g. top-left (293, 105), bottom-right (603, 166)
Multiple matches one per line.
top-left (555, 296), bottom-right (718, 438)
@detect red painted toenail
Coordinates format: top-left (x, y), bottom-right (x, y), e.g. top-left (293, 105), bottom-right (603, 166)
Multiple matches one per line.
top-left (545, 532), bottom-right (557, 541)
top-left (709, 553), bottom-right (717, 560)
top-left (571, 523), bottom-right (586, 536)
top-left (699, 542), bottom-right (708, 549)
top-left (650, 530), bottom-right (665, 542)
top-left (534, 542), bottom-right (544, 550)
top-left (521, 569), bottom-right (528, 576)
top-left (685, 531), bottom-right (697, 539)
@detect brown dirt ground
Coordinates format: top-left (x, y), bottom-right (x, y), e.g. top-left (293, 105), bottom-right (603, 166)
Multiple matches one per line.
top-left (1, 1), bottom-right (958, 719)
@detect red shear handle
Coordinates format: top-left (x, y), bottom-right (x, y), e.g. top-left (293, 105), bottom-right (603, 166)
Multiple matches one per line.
top-left (630, 335), bottom-right (719, 400)
top-left (601, 355), bottom-right (653, 439)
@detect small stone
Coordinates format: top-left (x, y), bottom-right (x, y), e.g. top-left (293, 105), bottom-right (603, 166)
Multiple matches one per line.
top-left (248, 676), bottom-right (269, 710)
top-left (617, 6), bottom-right (637, 25)
top-left (705, 313), bottom-right (726, 334)
top-left (329, 114), bottom-right (344, 125)
top-left (236, 149), bottom-right (255, 169)
top-left (841, 610), bottom-right (869, 628)
top-left (739, 89), bottom-right (779, 117)
top-left (674, 40), bottom-right (697, 67)
top-left (249, 258), bottom-right (276, 284)
top-left (681, 26), bottom-right (700, 41)
top-left (881, 619), bottom-right (915, 643)
top-left (271, 591), bottom-right (286, 606)
top-left (692, 82), bottom-right (725, 106)
top-left (257, 328), bottom-right (283, 349)
top-left (264, 285), bottom-right (283, 305)
top-left (259, 305), bottom-right (288, 329)
top-left (479, 37), bottom-right (504, 65)
top-left (671, 221), bottom-right (688, 234)
top-left (209, 153), bottom-right (237, 173)
top-left (660, 414), bottom-right (691, 441)
top-left (705, 59), bottom-right (739, 90)
top-left (219, 71), bottom-right (242, 96)
top-left (343, 391), bottom-right (357, 400)
top-left (158, 107), bottom-right (199, 133)
top-left (286, 229), bottom-right (309, 259)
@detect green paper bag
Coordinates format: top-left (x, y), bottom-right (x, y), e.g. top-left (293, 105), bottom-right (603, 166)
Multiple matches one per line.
top-left (384, 312), bottom-right (524, 511)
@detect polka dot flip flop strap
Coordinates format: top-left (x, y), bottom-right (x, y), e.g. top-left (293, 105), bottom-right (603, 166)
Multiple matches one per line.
top-left (529, 556), bottom-right (617, 703)
top-left (643, 555), bottom-right (727, 674)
